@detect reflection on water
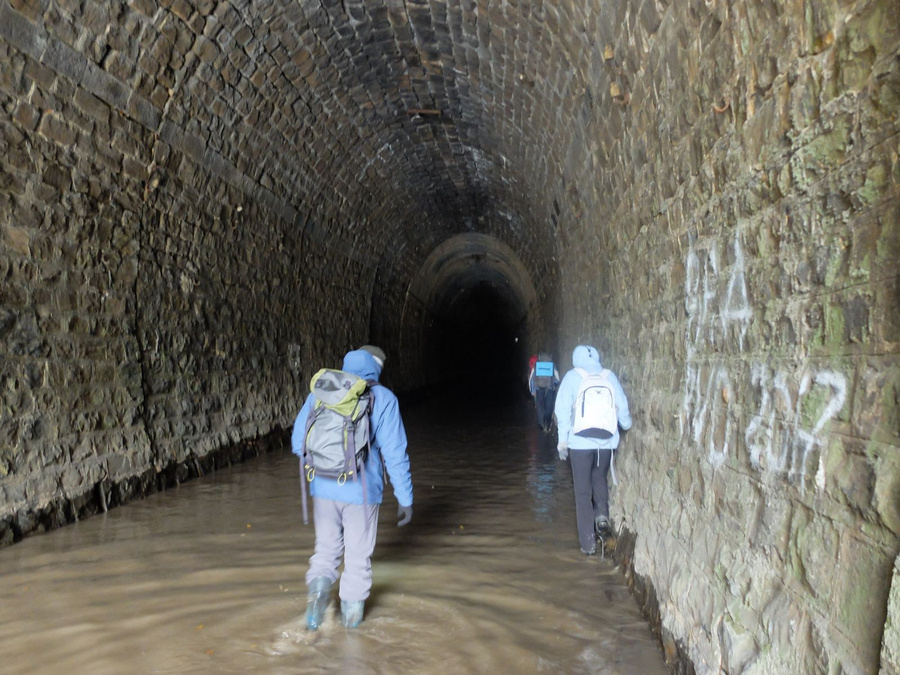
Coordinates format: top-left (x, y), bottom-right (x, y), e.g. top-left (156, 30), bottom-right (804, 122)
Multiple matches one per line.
top-left (525, 423), bottom-right (562, 524)
top-left (0, 393), bottom-right (666, 674)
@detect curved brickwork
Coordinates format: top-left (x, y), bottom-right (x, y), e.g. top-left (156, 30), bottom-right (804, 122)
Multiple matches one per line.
top-left (397, 232), bottom-right (539, 389)
top-left (0, 0), bottom-right (898, 672)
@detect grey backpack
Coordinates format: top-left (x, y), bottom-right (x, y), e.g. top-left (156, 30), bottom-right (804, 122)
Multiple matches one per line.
top-left (298, 369), bottom-right (373, 523)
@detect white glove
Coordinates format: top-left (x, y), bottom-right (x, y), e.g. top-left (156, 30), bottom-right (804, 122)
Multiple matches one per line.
top-left (557, 443), bottom-right (568, 461)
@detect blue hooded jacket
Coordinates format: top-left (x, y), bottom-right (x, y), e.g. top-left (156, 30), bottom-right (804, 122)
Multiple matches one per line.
top-left (291, 349), bottom-right (413, 507)
top-left (554, 345), bottom-right (632, 451)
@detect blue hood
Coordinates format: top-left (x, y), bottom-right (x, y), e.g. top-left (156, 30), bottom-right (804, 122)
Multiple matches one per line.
top-left (342, 349), bottom-right (382, 382)
top-left (572, 345), bottom-right (602, 373)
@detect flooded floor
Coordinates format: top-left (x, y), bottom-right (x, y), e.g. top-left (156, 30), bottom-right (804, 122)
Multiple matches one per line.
top-left (0, 389), bottom-right (667, 674)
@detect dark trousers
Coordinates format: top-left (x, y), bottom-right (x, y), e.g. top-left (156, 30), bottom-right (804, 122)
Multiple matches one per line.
top-left (569, 448), bottom-right (613, 552)
top-left (534, 387), bottom-right (556, 429)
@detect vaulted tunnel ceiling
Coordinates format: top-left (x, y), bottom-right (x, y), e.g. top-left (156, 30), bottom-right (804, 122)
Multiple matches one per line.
top-left (1, 0), bottom-right (640, 350)
top-left (408, 233), bottom-right (537, 326)
top-left (128, 0), bottom-right (618, 315)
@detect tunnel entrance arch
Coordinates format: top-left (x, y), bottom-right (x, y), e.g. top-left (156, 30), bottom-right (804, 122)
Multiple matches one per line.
top-left (396, 233), bottom-right (540, 391)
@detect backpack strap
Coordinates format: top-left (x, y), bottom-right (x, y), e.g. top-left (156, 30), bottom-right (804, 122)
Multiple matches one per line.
top-left (298, 401), bottom-right (325, 526)
top-left (299, 457), bottom-right (310, 524)
top-left (576, 367), bottom-right (610, 380)
top-left (360, 382), bottom-right (379, 535)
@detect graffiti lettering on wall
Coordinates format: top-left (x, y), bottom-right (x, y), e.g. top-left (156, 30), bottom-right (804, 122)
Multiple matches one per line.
top-left (681, 235), bottom-right (752, 468)
top-left (745, 366), bottom-right (847, 494)
top-left (681, 235), bottom-right (847, 493)
top-left (683, 363), bottom-right (735, 469)
top-left (684, 234), bottom-right (752, 358)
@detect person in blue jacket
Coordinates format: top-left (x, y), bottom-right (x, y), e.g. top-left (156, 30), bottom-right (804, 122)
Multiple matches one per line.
top-left (554, 345), bottom-right (631, 556)
top-left (291, 347), bottom-right (414, 630)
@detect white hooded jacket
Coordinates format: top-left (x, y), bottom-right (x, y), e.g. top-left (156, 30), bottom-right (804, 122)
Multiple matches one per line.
top-left (554, 345), bottom-right (632, 452)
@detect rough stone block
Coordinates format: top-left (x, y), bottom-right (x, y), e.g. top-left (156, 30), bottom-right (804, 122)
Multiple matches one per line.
top-left (73, 88), bottom-right (110, 124)
top-left (23, 58), bottom-right (56, 90)
top-left (41, 37), bottom-right (87, 84)
top-left (882, 556), bottom-right (900, 673)
top-left (36, 112), bottom-right (77, 147)
top-left (871, 446), bottom-right (900, 535)
top-left (0, 2), bottom-right (46, 59)
top-left (130, 0), bottom-right (157, 19)
top-left (81, 62), bottom-right (130, 110)
top-left (833, 533), bottom-right (895, 668)
top-left (125, 92), bottom-right (161, 130)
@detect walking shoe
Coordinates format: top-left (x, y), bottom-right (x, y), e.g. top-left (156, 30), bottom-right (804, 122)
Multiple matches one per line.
top-left (341, 600), bottom-right (365, 628)
top-left (595, 515), bottom-right (611, 538)
top-left (581, 546), bottom-right (597, 556)
top-left (305, 577), bottom-right (332, 631)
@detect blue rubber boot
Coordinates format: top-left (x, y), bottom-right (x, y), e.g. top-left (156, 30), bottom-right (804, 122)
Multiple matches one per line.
top-left (306, 577), bottom-right (332, 631)
top-left (341, 600), bottom-right (365, 628)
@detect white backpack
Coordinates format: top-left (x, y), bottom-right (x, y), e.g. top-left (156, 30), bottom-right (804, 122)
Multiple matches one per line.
top-left (572, 368), bottom-right (617, 439)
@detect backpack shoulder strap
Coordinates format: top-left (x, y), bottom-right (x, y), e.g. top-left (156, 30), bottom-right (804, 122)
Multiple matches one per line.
top-left (352, 383), bottom-right (374, 422)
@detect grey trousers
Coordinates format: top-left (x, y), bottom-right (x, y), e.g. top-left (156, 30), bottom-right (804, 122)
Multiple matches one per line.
top-left (569, 448), bottom-right (613, 551)
top-left (306, 497), bottom-right (380, 602)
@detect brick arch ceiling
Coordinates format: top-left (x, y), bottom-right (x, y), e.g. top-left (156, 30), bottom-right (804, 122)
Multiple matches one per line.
top-left (141, 0), bottom-right (615, 315)
top-left (408, 232), bottom-right (537, 323)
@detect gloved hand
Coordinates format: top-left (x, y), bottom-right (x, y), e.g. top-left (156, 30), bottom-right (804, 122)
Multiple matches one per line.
top-left (397, 504), bottom-right (413, 527)
top-left (557, 443), bottom-right (568, 461)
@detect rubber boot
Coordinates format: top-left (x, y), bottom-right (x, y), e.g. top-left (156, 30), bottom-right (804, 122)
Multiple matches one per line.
top-left (306, 577), bottom-right (332, 631)
top-left (595, 515), bottom-right (611, 539)
top-left (341, 600), bottom-right (365, 629)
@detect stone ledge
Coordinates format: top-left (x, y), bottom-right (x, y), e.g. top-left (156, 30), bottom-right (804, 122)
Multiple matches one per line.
top-left (612, 526), bottom-right (697, 675)
top-left (0, 426), bottom-right (291, 548)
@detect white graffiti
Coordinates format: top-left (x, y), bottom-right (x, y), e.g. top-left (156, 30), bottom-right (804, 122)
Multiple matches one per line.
top-left (681, 234), bottom-right (847, 492)
top-left (684, 243), bottom-right (719, 356)
top-left (745, 366), bottom-right (847, 494)
top-left (684, 234), bottom-right (753, 360)
top-left (682, 363), bottom-right (733, 469)
top-left (722, 235), bottom-right (753, 351)
top-left (681, 235), bottom-right (753, 465)
top-left (706, 368), bottom-right (734, 469)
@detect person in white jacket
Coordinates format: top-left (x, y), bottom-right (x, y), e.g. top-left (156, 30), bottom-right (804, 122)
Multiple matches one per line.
top-left (554, 345), bottom-right (632, 555)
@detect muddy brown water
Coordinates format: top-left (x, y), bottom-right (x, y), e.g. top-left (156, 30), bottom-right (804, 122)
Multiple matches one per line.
top-left (0, 392), bottom-right (667, 674)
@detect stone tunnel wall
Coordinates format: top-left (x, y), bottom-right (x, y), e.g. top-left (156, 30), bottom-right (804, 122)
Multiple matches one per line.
top-left (0, 1), bottom-right (381, 543)
top-left (547, 1), bottom-right (899, 673)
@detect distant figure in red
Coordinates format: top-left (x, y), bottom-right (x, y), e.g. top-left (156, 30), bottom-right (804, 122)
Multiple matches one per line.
top-left (527, 354), bottom-right (538, 399)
